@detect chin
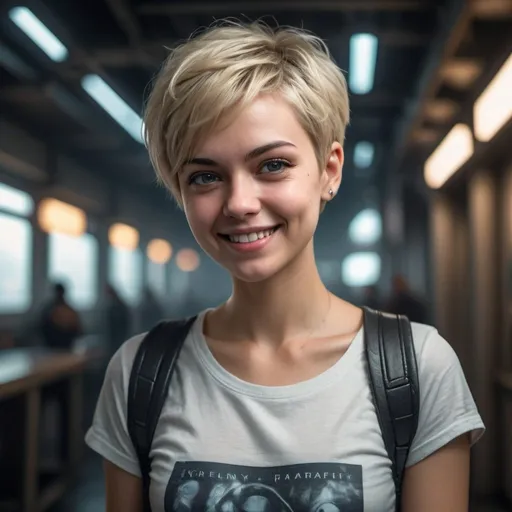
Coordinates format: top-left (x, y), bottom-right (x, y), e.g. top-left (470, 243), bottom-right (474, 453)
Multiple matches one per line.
top-left (224, 259), bottom-right (285, 284)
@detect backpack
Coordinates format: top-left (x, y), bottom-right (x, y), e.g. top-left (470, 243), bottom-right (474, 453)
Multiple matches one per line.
top-left (127, 307), bottom-right (420, 512)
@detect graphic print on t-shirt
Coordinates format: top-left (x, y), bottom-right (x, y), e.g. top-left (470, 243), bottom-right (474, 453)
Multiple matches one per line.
top-left (164, 461), bottom-right (363, 511)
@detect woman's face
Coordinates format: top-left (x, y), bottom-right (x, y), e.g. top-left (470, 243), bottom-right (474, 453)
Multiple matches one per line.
top-left (179, 93), bottom-right (343, 283)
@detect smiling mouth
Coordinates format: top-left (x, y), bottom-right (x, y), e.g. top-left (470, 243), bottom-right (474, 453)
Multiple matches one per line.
top-left (219, 225), bottom-right (281, 244)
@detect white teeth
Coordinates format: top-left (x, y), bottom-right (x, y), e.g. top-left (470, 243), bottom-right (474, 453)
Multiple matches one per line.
top-left (228, 227), bottom-right (277, 243)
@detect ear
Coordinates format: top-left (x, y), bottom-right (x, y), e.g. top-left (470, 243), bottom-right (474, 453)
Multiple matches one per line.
top-left (321, 142), bottom-right (344, 202)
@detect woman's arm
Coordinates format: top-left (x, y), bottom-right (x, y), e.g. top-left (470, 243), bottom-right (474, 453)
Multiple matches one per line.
top-left (104, 459), bottom-right (143, 512)
top-left (401, 433), bottom-right (471, 511)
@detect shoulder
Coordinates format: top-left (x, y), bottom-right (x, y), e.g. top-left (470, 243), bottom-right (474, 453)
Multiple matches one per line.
top-left (405, 322), bottom-right (485, 466)
top-left (106, 312), bottom-right (204, 383)
top-left (409, 322), bottom-right (461, 377)
top-left (105, 333), bottom-right (146, 387)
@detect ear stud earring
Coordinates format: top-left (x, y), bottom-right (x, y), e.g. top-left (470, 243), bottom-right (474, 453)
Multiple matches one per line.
top-left (328, 189), bottom-right (334, 197)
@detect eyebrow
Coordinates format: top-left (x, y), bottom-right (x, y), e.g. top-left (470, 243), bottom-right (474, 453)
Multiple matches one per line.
top-left (184, 140), bottom-right (296, 166)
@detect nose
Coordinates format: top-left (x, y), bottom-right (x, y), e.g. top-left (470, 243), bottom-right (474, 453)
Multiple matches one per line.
top-left (222, 175), bottom-right (261, 219)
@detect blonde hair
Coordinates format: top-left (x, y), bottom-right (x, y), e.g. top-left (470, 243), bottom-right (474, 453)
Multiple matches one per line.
top-left (144, 20), bottom-right (350, 204)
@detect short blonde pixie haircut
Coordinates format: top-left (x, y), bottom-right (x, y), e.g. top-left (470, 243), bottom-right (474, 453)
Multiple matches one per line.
top-left (144, 21), bottom-right (350, 205)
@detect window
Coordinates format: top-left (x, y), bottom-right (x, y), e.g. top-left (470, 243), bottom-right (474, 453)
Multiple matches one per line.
top-left (109, 247), bottom-right (143, 305)
top-left (0, 182), bottom-right (34, 216)
top-left (341, 252), bottom-right (381, 287)
top-left (0, 213), bottom-right (32, 312)
top-left (147, 260), bottom-right (167, 299)
top-left (48, 232), bottom-right (99, 309)
top-left (0, 183), bottom-right (34, 313)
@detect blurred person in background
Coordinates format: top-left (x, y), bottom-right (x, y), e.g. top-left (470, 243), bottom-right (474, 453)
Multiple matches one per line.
top-left (38, 283), bottom-right (82, 468)
top-left (362, 285), bottom-right (381, 310)
top-left (40, 282), bottom-right (82, 350)
top-left (0, 330), bottom-right (14, 350)
top-left (104, 284), bottom-right (131, 356)
top-left (386, 274), bottom-right (428, 324)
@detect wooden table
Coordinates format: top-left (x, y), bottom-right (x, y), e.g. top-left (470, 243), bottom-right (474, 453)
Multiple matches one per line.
top-left (0, 348), bottom-right (97, 512)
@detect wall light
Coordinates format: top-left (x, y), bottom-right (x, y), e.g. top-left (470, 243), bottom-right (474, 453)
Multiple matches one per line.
top-left (349, 209), bottom-right (382, 245)
top-left (147, 239), bottom-right (172, 264)
top-left (341, 252), bottom-right (381, 287)
top-left (109, 223), bottom-right (139, 251)
top-left (354, 141), bottom-right (375, 168)
top-left (474, 52), bottom-right (512, 142)
top-left (176, 249), bottom-right (200, 272)
top-left (38, 198), bottom-right (86, 237)
top-left (424, 124), bottom-right (473, 189)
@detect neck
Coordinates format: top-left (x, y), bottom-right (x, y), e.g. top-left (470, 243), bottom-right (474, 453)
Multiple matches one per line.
top-left (220, 242), bottom-right (332, 344)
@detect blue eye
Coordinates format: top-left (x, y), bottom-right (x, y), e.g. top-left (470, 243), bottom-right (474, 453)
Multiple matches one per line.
top-left (189, 173), bottom-right (219, 186)
top-left (260, 160), bottom-right (289, 174)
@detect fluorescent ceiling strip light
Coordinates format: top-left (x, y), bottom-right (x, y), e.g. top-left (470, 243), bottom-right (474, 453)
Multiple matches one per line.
top-left (349, 33), bottom-right (378, 94)
top-left (354, 141), bottom-right (375, 168)
top-left (9, 7), bottom-right (68, 62)
top-left (81, 74), bottom-right (144, 143)
top-left (424, 124), bottom-right (473, 189)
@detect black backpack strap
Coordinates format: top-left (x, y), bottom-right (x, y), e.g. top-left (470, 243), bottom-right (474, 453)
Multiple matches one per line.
top-left (127, 316), bottom-right (197, 512)
top-left (363, 307), bottom-right (420, 511)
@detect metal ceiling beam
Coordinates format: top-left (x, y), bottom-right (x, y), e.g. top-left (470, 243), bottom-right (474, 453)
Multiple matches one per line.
top-left (0, 85), bottom-right (44, 103)
top-left (105, 0), bottom-right (142, 45)
top-left (138, 1), bottom-right (432, 15)
top-left (0, 81), bottom-right (122, 134)
top-left (86, 44), bottom-right (169, 67)
top-left (43, 82), bottom-right (102, 131)
top-left (104, 0), bottom-right (160, 68)
top-left (351, 93), bottom-right (405, 109)
top-left (0, 42), bottom-right (38, 81)
top-left (62, 134), bottom-right (124, 151)
top-left (390, 0), bottom-right (473, 169)
top-left (471, 0), bottom-right (512, 19)
top-left (88, 27), bottom-right (430, 68)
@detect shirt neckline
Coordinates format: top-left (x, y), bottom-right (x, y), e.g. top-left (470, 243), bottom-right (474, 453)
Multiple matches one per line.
top-left (189, 309), bottom-right (363, 400)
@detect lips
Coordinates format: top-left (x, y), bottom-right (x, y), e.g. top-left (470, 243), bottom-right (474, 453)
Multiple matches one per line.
top-left (219, 225), bottom-right (281, 244)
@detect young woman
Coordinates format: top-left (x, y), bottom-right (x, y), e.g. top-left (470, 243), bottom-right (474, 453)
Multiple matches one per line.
top-left (86, 21), bottom-right (485, 512)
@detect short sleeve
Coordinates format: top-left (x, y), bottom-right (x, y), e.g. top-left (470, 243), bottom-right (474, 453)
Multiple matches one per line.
top-left (85, 334), bottom-right (145, 476)
top-left (406, 325), bottom-right (485, 467)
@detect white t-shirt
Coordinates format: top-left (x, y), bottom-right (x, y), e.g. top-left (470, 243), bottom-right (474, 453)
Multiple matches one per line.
top-left (86, 310), bottom-right (485, 512)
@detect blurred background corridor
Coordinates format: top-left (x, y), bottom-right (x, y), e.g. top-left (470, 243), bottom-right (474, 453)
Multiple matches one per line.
top-left (0, 0), bottom-right (511, 510)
